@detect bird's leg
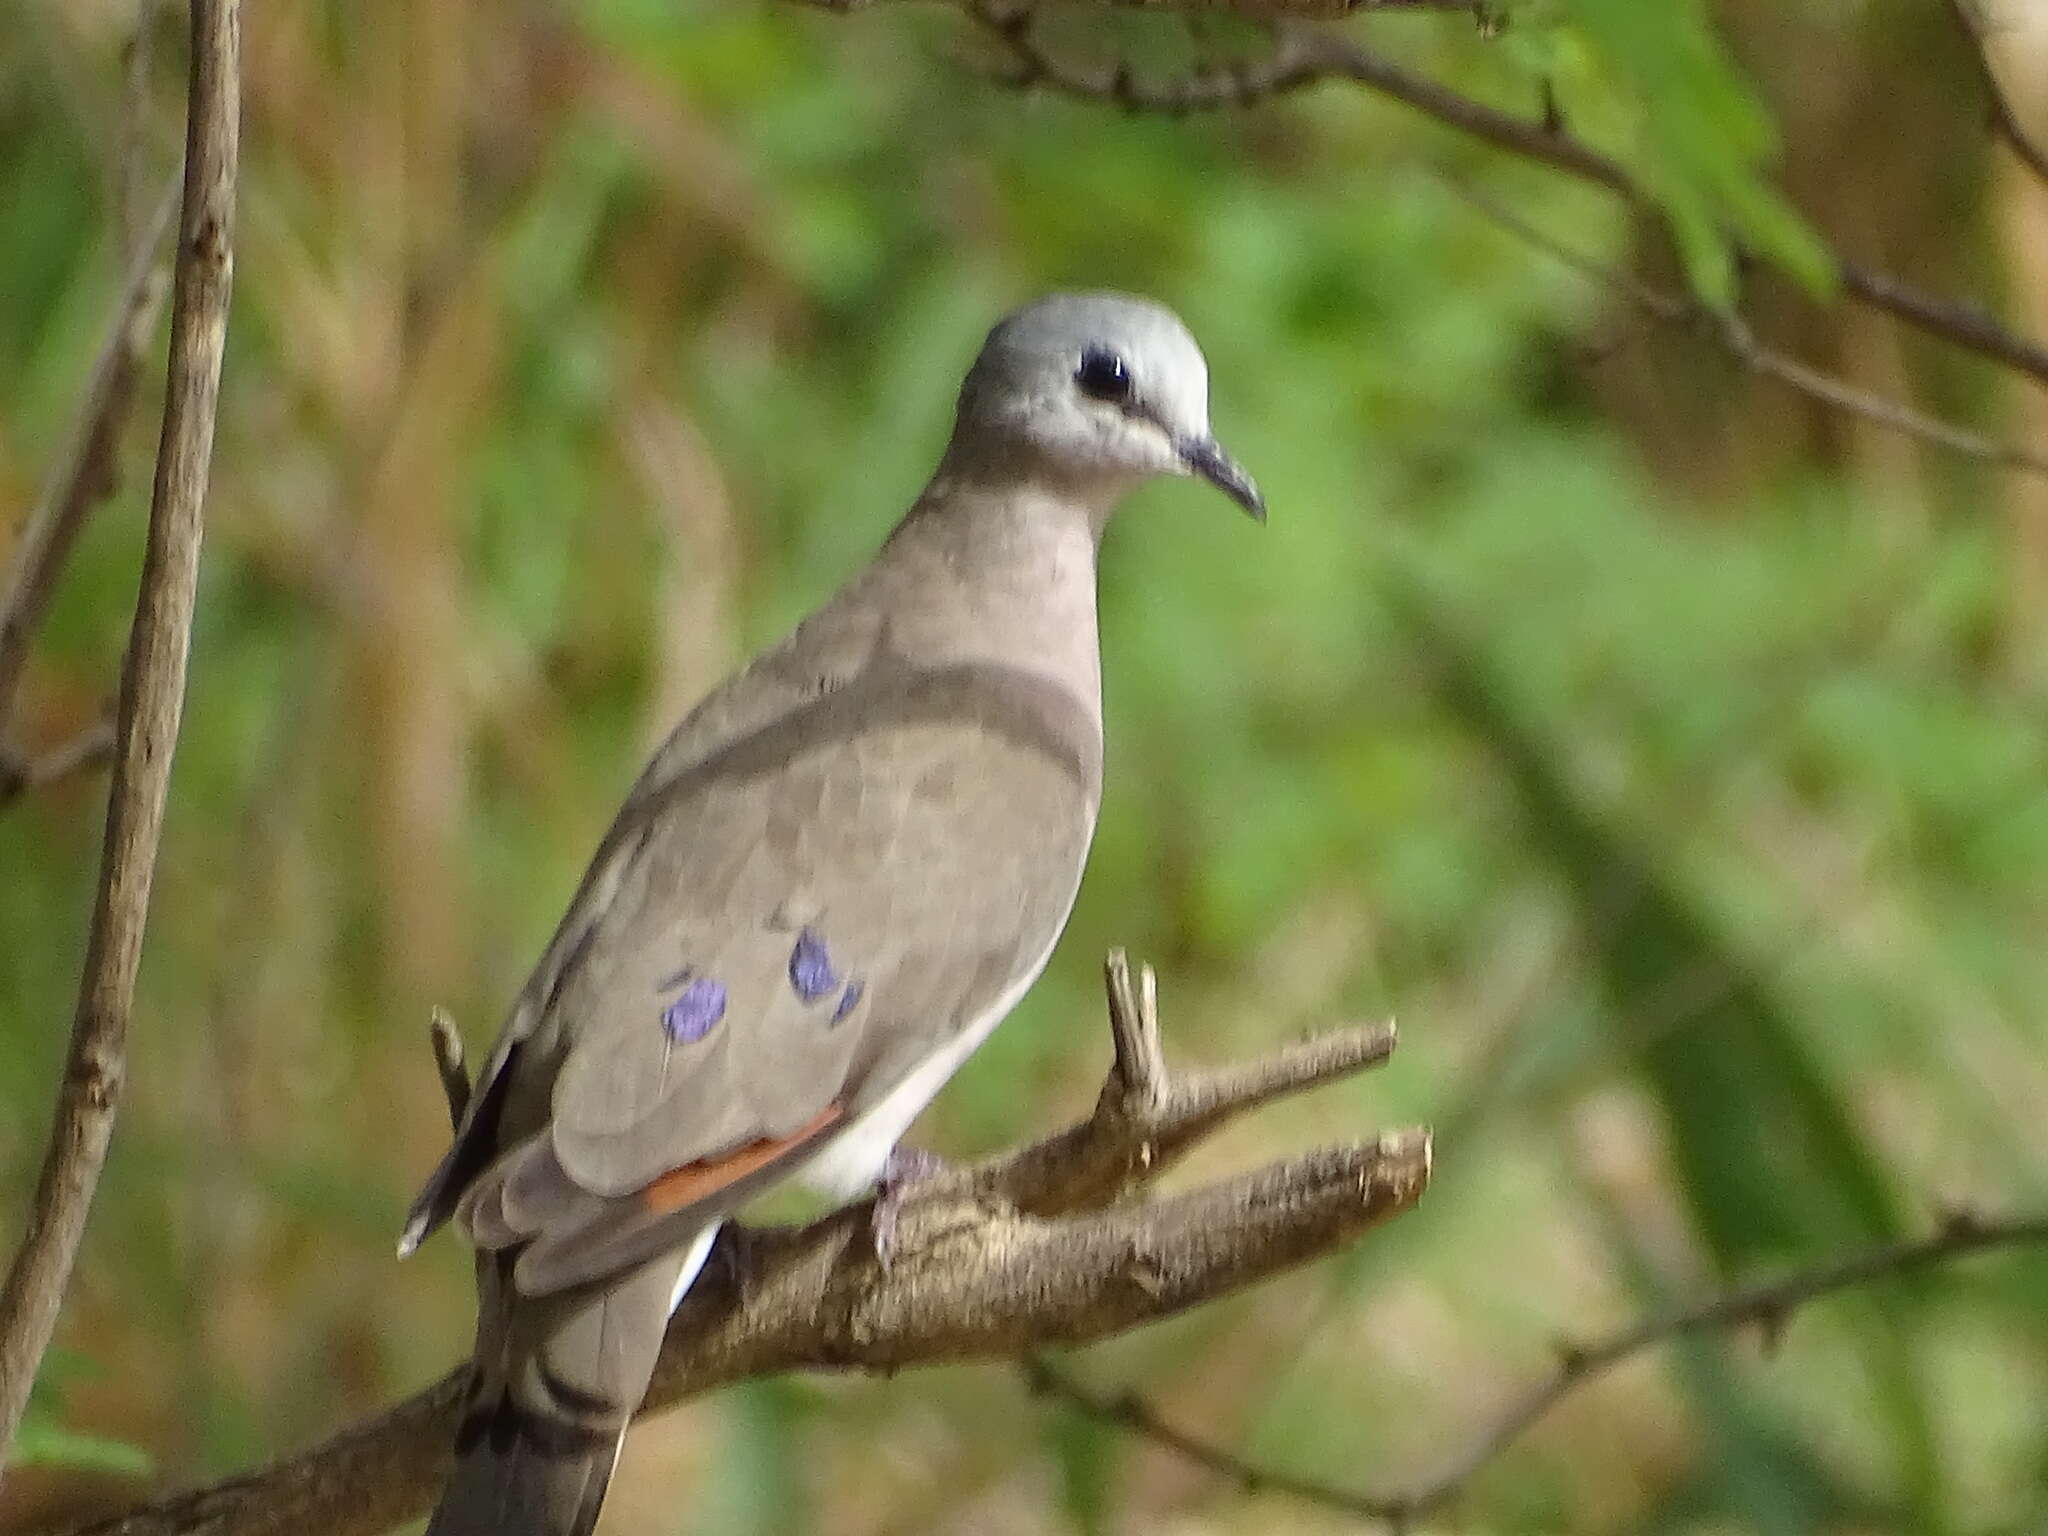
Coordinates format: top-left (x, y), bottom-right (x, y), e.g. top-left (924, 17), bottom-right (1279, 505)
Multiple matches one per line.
top-left (870, 1145), bottom-right (950, 1269)
top-left (712, 1222), bottom-right (755, 1303)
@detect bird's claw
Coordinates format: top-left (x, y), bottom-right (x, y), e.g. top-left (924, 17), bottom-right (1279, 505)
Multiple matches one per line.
top-left (869, 1146), bottom-right (948, 1269)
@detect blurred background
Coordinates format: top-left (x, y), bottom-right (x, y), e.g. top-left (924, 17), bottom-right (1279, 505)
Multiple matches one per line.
top-left (5, 0), bottom-right (2048, 1531)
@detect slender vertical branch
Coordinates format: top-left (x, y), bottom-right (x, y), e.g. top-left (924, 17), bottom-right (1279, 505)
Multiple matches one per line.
top-left (0, 184), bottom-right (174, 734)
top-left (0, 0), bottom-right (240, 1465)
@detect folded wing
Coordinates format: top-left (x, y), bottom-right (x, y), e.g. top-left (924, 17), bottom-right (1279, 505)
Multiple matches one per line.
top-left (454, 661), bottom-right (1101, 1295)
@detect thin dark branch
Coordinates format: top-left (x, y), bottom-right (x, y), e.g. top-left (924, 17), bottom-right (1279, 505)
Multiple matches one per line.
top-left (1031, 1208), bottom-right (2048, 1528)
top-left (1946, 0), bottom-right (2048, 193)
top-left (0, 182), bottom-right (175, 735)
top-left (0, 0), bottom-right (240, 1467)
top-left (117, 0), bottom-right (161, 259)
top-left (1834, 263), bottom-right (2048, 388)
top-left (1026, 1357), bottom-right (1411, 1522)
top-left (1448, 178), bottom-right (2048, 476)
top-left (972, 16), bottom-right (2048, 392)
top-left (0, 720), bottom-right (118, 812)
top-left (60, 960), bottom-right (1426, 1536)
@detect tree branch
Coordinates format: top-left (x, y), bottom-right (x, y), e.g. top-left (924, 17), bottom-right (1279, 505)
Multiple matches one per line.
top-left (1029, 1206), bottom-right (2048, 1529)
top-left (977, 950), bottom-right (1396, 1214)
top-left (0, 0), bottom-right (240, 1467)
top-left (966, 13), bottom-right (2048, 393)
top-left (0, 183), bottom-right (174, 736)
top-left (1445, 177), bottom-right (2048, 477)
top-left (56, 956), bottom-right (1427, 1536)
top-left (1947, 0), bottom-right (2048, 194)
top-left (0, 720), bottom-right (118, 812)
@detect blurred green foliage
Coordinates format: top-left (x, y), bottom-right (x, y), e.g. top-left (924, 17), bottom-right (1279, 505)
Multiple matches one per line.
top-left (3, 0), bottom-right (2047, 1532)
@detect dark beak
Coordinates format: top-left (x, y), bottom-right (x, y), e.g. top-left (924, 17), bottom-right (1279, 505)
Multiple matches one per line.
top-left (1178, 435), bottom-right (1266, 522)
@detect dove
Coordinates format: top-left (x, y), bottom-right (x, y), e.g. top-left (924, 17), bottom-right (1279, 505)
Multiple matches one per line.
top-left (401, 292), bottom-right (1262, 1536)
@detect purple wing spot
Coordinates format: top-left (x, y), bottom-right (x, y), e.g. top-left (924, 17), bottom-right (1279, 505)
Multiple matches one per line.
top-left (662, 978), bottom-right (727, 1042)
top-left (655, 965), bottom-right (695, 993)
top-left (831, 977), bottom-right (865, 1026)
top-left (790, 928), bottom-right (839, 1002)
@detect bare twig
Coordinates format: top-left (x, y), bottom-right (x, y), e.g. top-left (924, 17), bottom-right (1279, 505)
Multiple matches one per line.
top-left (1029, 1207), bottom-right (2048, 1529)
top-left (0, 0), bottom-right (240, 1468)
top-left (118, 0), bottom-right (161, 258)
top-left (1721, 317), bottom-right (2048, 471)
top-left (971, 16), bottom-right (2048, 392)
top-left (0, 183), bottom-right (175, 735)
top-left (1448, 178), bottom-right (2048, 476)
top-left (975, 950), bottom-right (1398, 1215)
top-left (0, 720), bottom-right (118, 811)
top-left (1026, 1357), bottom-right (1411, 1522)
top-left (1947, 0), bottom-right (2048, 193)
top-left (56, 960), bottom-right (1425, 1536)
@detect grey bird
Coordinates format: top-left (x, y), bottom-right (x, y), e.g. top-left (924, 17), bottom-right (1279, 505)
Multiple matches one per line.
top-left (401, 292), bottom-right (1262, 1536)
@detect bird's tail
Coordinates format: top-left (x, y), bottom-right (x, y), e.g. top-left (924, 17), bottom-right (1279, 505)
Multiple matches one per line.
top-left (424, 1390), bottom-right (626, 1536)
top-left (427, 1244), bottom-right (705, 1536)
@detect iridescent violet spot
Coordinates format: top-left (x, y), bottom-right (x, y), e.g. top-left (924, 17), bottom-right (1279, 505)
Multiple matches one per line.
top-left (831, 978), bottom-right (865, 1026)
top-left (789, 928), bottom-right (839, 1002)
top-left (662, 978), bottom-right (726, 1042)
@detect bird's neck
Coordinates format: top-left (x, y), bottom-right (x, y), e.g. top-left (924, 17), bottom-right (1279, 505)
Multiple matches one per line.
top-left (868, 475), bottom-right (1105, 715)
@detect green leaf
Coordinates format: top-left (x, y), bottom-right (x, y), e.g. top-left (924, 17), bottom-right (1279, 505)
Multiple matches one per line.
top-left (13, 1420), bottom-right (153, 1477)
top-left (1556, 0), bottom-right (1835, 299)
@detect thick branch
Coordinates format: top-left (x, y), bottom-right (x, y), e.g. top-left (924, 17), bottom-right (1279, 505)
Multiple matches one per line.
top-left (1032, 1206), bottom-right (2048, 1528)
top-left (0, 0), bottom-right (239, 1466)
top-left (60, 961), bottom-right (1424, 1536)
top-left (971, 14), bottom-right (2048, 392)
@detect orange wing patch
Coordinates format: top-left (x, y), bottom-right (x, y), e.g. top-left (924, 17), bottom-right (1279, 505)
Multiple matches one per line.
top-left (640, 1104), bottom-right (844, 1215)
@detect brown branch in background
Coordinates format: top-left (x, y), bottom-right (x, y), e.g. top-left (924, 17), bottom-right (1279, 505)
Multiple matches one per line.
top-left (1445, 179), bottom-right (2048, 477)
top-left (0, 0), bottom-right (240, 1469)
top-left (987, 7), bottom-right (2048, 477)
top-left (1025, 1357), bottom-right (1411, 1523)
top-left (57, 955), bottom-right (1427, 1536)
top-left (1030, 1207), bottom-right (2048, 1530)
top-left (1947, 0), bottom-right (2048, 193)
top-left (0, 721), bottom-right (118, 812)
top-left (0, 184), bottom-right (175, 735)
top-left (968, 12), bottom-right (2048, 392)
top-left (118, 1), bottom-right (161, 257)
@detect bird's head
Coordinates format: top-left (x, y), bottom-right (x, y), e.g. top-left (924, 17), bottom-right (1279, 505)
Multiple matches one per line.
top-left (944, 292), bottom-right (1264, 522)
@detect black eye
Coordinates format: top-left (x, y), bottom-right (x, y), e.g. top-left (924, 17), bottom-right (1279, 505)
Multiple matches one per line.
top-left (1074, 347), bottom-right (1131, 402)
